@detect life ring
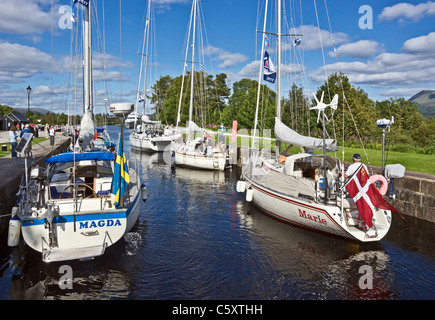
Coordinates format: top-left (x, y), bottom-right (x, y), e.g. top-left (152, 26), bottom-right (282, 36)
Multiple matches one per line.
top-left (370, 175), bottom-right (388, 195)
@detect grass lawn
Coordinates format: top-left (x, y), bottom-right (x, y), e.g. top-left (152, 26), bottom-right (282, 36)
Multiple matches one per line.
top-left (330, 146), bottom-right (435, 175)
top-left (0, 137), bottom-right (48, 158)
top-left (224, 134), bottom-right (435, 175)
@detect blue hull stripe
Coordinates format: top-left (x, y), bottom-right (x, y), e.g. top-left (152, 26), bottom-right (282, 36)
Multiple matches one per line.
top-left (21, 191), bottom-right (140, 227)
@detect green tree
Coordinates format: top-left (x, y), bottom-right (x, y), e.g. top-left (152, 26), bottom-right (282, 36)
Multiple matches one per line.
top-left (150, 74), bottom-right (174, 121)
top-left (205, 73), bottom-right (231, 125)
top-left (281, 83), bottom-right (310, 136)
top-left (0, 104), bottom-right (13, 116)
top-left (223, 78), bottom-right (275, 131)
top-left (375, 97), bottom-right (432, 151)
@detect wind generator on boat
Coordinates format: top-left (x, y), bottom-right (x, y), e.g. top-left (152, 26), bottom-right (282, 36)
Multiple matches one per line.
top-left (7, 0), bottom-right (142, 262)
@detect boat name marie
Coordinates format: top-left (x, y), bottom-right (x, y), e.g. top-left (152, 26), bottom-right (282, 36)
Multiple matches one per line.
top-left (79, 219), bottom-right (122, 229)
top-left (298, 209), bottom-right (327, 225)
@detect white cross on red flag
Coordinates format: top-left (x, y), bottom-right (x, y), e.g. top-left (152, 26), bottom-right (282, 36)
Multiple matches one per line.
top-left (345, 164), bottom-right (401, 228)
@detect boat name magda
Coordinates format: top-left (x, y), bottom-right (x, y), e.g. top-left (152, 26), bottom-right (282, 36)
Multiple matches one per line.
top-left (79, 219), bottom-right (122, 229)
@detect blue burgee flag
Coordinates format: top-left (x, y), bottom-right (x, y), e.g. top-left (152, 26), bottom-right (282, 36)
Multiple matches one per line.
top-left (73, 0), bottom-right (89, 7)
top-left (263, 50), bottom-right (276, 83)
top-left (111, 139), bottom-right (130, 208)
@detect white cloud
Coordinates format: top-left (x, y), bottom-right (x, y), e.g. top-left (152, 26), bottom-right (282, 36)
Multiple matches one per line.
top-left (329, 40), bottom-right (384, 59)
top-left (378, 1), bottom-right (435, 23)
top-left (309, 53), bottom-right (435, 89)
top-left (379, 87), bottom-right (427, 98)
top-left (402, 32), bottom-right (435, 55)
top-left (237, 59), bottom-right (305, 82)
top-left (203, 45), bottom-right (248, 69)
top-left (0, 41), bottom-right (55, 79)
top-left (153, 0), bottom-right (190, 12)
top-left (0, 0), bottom-right (60, 37)
top-left (238, 60), bottom-right (261, 80)
top-left (288, 25), bottom-right (349, 51)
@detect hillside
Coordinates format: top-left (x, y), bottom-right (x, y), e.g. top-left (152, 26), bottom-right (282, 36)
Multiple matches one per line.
top-left (409, 90), bottom-right (435, 117)
top-left (13, 107), bottom-right (54, 115)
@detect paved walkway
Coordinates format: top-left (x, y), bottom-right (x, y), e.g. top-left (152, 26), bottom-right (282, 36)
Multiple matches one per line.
top-left (0, 130), bottom-right (71, 230)
top-left (0, 130), bottom-right (67, 158)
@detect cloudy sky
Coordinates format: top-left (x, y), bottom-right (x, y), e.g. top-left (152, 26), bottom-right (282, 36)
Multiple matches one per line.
top-left (0, 0), bottom-right (434, 115)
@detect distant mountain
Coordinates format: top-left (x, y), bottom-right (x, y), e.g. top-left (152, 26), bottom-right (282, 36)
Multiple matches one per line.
top-left (13, 107), bottom-right (54, 115)
top-left (409, 90), bottom-right (435, 117)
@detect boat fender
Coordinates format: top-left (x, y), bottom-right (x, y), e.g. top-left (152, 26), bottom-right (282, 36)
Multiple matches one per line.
top-left (8, 207), bottom-right (20, 247)
top-left (141, 183), bottom-right (147, 202)
top-left (246, 188), bottom-right (253, 202)
top-left (240, 181), bottom-right (246, 193)
top-left (370, 175), bottom-right (388, 196)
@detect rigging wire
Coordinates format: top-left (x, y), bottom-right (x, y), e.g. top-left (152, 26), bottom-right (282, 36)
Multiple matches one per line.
top-left (322, 0), bottom-right (372, 169)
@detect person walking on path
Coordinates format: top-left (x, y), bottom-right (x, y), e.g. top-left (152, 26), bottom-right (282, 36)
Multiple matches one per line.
top-left (45, 123), bottom-right (49, 138)
top-left (9, 126), bottom-right (18, 157)
top-left (20, 124), bottom-right (32, 138)
top-left (49, 125), bottom-right (55, 146)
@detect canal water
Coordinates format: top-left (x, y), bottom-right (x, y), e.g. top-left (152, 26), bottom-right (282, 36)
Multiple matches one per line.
top-left (0, 125), bottom-right (433, 300)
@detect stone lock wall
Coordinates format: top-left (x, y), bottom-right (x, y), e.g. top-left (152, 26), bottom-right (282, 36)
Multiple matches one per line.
top-left (389, 175), bottom-right (435, 223)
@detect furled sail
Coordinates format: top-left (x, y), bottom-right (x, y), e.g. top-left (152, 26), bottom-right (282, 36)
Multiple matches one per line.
top-left (274, 117), bottom-right (337, 151)
top-left (187, 120), bottom-right (203, 134)
top-left (76, 109), bottom-right (95, 150)
top-left (141, 115), bottom-right (161, 125)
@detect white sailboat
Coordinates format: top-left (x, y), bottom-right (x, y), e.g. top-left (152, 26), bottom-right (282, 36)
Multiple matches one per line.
top-left (236, 0), bottom-right (398, 242)
top-left (125, 111), bottom-right (141, 129)
top-left (7, 0), bottom-right (142, 262)
top-left (130, 0), bottom-right (180, 152)
top-left (171, 0), bottom-right (227, 171)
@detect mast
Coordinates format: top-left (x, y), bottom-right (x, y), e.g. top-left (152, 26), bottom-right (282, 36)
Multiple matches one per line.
top-left (83, 2), bottom-right (91, 114)
top-left (76, 0), bottom-right (95, 151)
top-left (276, 0), bottom-right (282, 157)
top-left (189, 0), bottom-right (197, 127)
top-left (253, 0), bottom-right (269, 150)
top-left (143, 0), bottom-right (152, 115)
top-left (176, 0), bottom-right (195, 129)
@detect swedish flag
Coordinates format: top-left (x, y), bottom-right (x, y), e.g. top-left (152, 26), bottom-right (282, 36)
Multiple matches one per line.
top-left (111, 140), bottom-right (130, 208)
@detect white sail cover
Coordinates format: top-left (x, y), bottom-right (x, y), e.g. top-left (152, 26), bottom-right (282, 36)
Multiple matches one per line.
top-left (274, 118), bottom-right (337, 150)
top-left (187, 121), bottom-right (203, 133)
top-left (141, 115), bottom-right (161, 125)
top-left (76, 109), bottom-right (95, 150)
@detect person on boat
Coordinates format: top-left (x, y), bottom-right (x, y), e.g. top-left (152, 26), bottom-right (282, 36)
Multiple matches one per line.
top-left (72, 127), bottom-right (79, 145)
top-left (9, 126), bottom-right (18, 158)
top-left (344, 153), bottom-right (368, 178)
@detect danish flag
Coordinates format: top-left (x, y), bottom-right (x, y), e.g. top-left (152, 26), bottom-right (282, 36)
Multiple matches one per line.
top-left (345, 164), bottom-right (402, 228)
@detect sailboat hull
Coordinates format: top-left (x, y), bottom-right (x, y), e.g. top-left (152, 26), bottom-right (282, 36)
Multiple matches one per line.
top-left (242, 174), bottom-right (392, 242)
top-left (130, 132), bottom-right (179, 152)
top-left (173, 150), bottom-right (226, 171)
top-left (20, 190), bottom-right (140, 262)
